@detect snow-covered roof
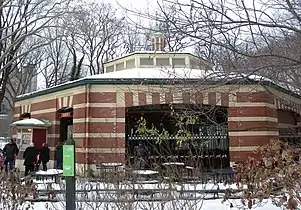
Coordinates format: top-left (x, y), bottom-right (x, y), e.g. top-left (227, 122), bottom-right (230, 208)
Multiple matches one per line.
top-left (85, 67), bottom-right (267, 81)
top-left (87, 68), bottom-right (204, 79)
top-left (15, 66), bottom-right (292, 101)
top-left (11, 118), bottom-right (51, 127)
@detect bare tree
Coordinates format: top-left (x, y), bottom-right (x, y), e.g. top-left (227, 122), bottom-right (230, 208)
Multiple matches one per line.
top-left (39, 26), bottom-right (72, 88)
top-left (0, 0), bottom-right (72, 106)
top-left (121, 21), bottom-right (148, 54)
top-left (135, 0), bottom-right (301, 209)
top-left (141, 0), bottom-right (301, 93)
top-left (63, 2), bottom-right (125, 76)
top-left (119, 3), bottom-right (193, 53)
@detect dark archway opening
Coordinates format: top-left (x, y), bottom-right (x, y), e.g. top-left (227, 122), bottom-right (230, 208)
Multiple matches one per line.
top-left (56, 107), bottom-right (73, 169)
top-left (125, 104), bottom-right (229, 171)
top-left (57, 107), bottom-right (73, 143)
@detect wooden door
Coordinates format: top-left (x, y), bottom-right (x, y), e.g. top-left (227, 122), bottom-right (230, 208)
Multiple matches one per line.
top-left (33, 128), bottom-right (46, 150)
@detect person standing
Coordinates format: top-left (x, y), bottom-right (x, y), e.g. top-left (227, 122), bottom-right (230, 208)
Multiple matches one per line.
top-left (3, 138), bottom-right (19, 173)
top-left (40, 143), bottom-right (50, 171)
top-left (11, 138), bottom-right (19, 167)
top-left (23, 143), bottom-right (37, 176)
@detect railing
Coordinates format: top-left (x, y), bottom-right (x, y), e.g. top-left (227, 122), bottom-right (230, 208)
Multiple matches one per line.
top-left (279, 132), bottom-right (301, 146)
top-left (127, 135), bottom-right (229, 150)
top-left (128, 155), bottom-right (230, 170)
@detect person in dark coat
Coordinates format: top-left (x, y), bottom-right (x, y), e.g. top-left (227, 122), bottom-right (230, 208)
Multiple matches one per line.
top-left (23, 143), bottom-right (38, 176)
top-left (40, 143), bottom-right (50, 171)
top-left (3, 138), bottom-right (19, 173)
top-left (11, 138), bottom-right (19, 167)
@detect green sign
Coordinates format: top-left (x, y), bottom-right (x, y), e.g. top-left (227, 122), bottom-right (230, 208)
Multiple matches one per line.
top-left (63, 145), bottom-right (75, 177)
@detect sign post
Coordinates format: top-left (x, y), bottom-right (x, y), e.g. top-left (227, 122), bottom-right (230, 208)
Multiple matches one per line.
top-left (63, 139), bottom-right (76, 210)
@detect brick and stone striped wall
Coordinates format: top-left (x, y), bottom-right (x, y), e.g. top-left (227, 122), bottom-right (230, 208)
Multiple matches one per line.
top-left (13, 84), bottom-right (301, 171)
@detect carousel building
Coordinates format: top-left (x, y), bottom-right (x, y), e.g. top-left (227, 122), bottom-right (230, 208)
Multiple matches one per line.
top-left (11, 33), bottom-right (301, 173)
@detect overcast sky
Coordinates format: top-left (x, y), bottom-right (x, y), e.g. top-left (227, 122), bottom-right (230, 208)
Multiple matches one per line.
top-left (115, 0), bottom-right (158, 11)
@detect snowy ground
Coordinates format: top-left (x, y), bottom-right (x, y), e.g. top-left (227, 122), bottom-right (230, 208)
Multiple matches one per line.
top-left (27, 174), bottom-right (283, 209)
top-left (10, 169), bottom-right (283, 209)
top-left (26, 199), bottom-right (281, 210)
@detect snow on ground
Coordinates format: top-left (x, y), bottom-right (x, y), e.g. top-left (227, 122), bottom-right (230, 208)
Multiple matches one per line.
top-left (35, 169), bottom-right (63, 175)
top-left (35, 178), bottom-right (245, 191)
top-left (29, 179), bottom-right (283, 209)
top-left (19, 170), bottom-right (283, 209)
top-left (27, 199), bottom-right (281, 210)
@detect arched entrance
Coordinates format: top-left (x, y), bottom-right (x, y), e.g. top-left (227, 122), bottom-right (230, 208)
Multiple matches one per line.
top-left (125, 103), bottom-right (229, 170)
top-left (56, 107), bottom-right (73, 169)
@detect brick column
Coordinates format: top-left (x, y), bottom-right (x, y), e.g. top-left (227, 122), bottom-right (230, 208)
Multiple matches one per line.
top-left (73, 88), bottom-right (126, 173)
top-left (228, 91), bottom-right (278, 166)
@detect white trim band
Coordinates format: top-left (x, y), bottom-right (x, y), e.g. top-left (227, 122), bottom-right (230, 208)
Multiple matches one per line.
top-left (228, 117), bottom-right (278, 122)
top-left (229, 102), bottom-right (276, 109)
top-left (228, 131), bottom-right (279, 136)
top-left (73, 118), bottom-right (125, 123)
top-left (73, 133), bottom-right (125, 138)
top-left (76, 148), bottom-right (125, 153)
top-left (229, 146), bottom-right (259, 152)
top-left (74, 103), bottom-right (118, 109)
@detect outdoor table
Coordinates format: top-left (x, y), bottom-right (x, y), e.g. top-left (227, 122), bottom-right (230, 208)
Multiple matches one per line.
top-left (211, 168), bottom-right (235, 183)
top-left (211, 168), bottom-right (235, 175)
top-left (162, 162), bottom-right (185, 181)
top-left (185, 166), bottom-right (195, 177)
top-left (100, 163), bottom-right (123, 180)
top-left (35, 169), bottom-right (63, 183)
top-left (101, 162), bottom-right (123, 167)
top-left (132, 169), bottom-right (159, 180)
top-left (162, 162), bottom-right (185, 166)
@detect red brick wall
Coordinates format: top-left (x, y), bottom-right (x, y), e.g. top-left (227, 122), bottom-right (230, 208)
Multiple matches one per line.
top-left (236, 91), bottom-right (274, 103)
top-left (31, 99), bottom-right (56, 112)
top-left (15, 85), bottom-right (296, 167)
top-left (228, 121), bottom-right (278, 131)
top-left (228, 91), bottom-right (278, 163)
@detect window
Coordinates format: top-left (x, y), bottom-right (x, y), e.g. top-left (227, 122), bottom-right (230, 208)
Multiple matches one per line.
top-left (126, 59), bottom-right (135, 68)
top-left (116, 62), bottom-right (124, 71)
top-left (140, 58), bottom-right (153, 66)
top-left (156, 58), bottom-right (170, 66)
top-left (172, 58), bottom-right (185, 67)
top-left (106, 65), bottom-right (114, 73)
